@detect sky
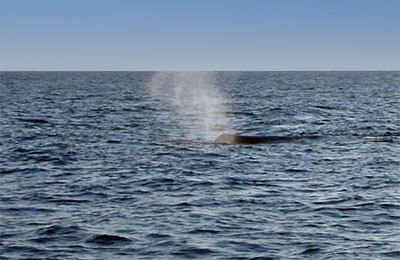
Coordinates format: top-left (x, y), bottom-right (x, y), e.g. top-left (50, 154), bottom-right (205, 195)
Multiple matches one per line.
top-left (0, 0), bottom-right (399, 71)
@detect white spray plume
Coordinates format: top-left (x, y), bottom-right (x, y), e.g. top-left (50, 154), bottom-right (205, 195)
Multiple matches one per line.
top-left (148, 72), bottom-right (233, 141)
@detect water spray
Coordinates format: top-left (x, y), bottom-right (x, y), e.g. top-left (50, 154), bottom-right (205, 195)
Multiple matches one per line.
top-left (148, 72), bottom-right (233, 142)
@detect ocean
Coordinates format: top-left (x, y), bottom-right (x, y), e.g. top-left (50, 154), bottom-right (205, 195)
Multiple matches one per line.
top-left (0, 71), bottom-right (399, 259)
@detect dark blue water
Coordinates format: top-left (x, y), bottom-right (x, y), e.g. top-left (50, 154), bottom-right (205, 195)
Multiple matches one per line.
top-left (0, 71), bottom-right (399, 259)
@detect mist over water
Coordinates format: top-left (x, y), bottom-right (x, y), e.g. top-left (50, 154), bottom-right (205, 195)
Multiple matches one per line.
top-left (148, 72), bottom-right (233, 141)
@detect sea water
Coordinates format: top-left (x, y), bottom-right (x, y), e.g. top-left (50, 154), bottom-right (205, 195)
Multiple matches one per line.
top-left (0, 71), bottom-right (399, 259)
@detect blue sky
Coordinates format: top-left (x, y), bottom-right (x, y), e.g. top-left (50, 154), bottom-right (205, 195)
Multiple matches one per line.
top-left (0, 0), bottom-right (399, 71)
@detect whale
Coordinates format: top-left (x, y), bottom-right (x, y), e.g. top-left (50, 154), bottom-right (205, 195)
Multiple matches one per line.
top-left (214, 133), bottom-right (320, 144)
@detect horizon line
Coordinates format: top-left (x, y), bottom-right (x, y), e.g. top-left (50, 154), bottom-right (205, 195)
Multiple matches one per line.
top-left (1, 70), bottom-right (399, 72)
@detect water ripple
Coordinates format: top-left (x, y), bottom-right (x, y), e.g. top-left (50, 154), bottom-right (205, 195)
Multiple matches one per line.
top-left (1, 71), bottom-right (399, 259)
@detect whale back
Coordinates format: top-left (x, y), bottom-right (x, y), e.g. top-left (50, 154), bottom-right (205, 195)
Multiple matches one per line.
top-left (214, 133), bottom-right (237, 144)
top-left (214, 133), bottom-right (274, 144)
top-left (214, 133), bottom-right (310, 144)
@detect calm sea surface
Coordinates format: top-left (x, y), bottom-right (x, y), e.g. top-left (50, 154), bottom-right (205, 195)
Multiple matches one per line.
top-left (0, 71), bottom-right (399, 259)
